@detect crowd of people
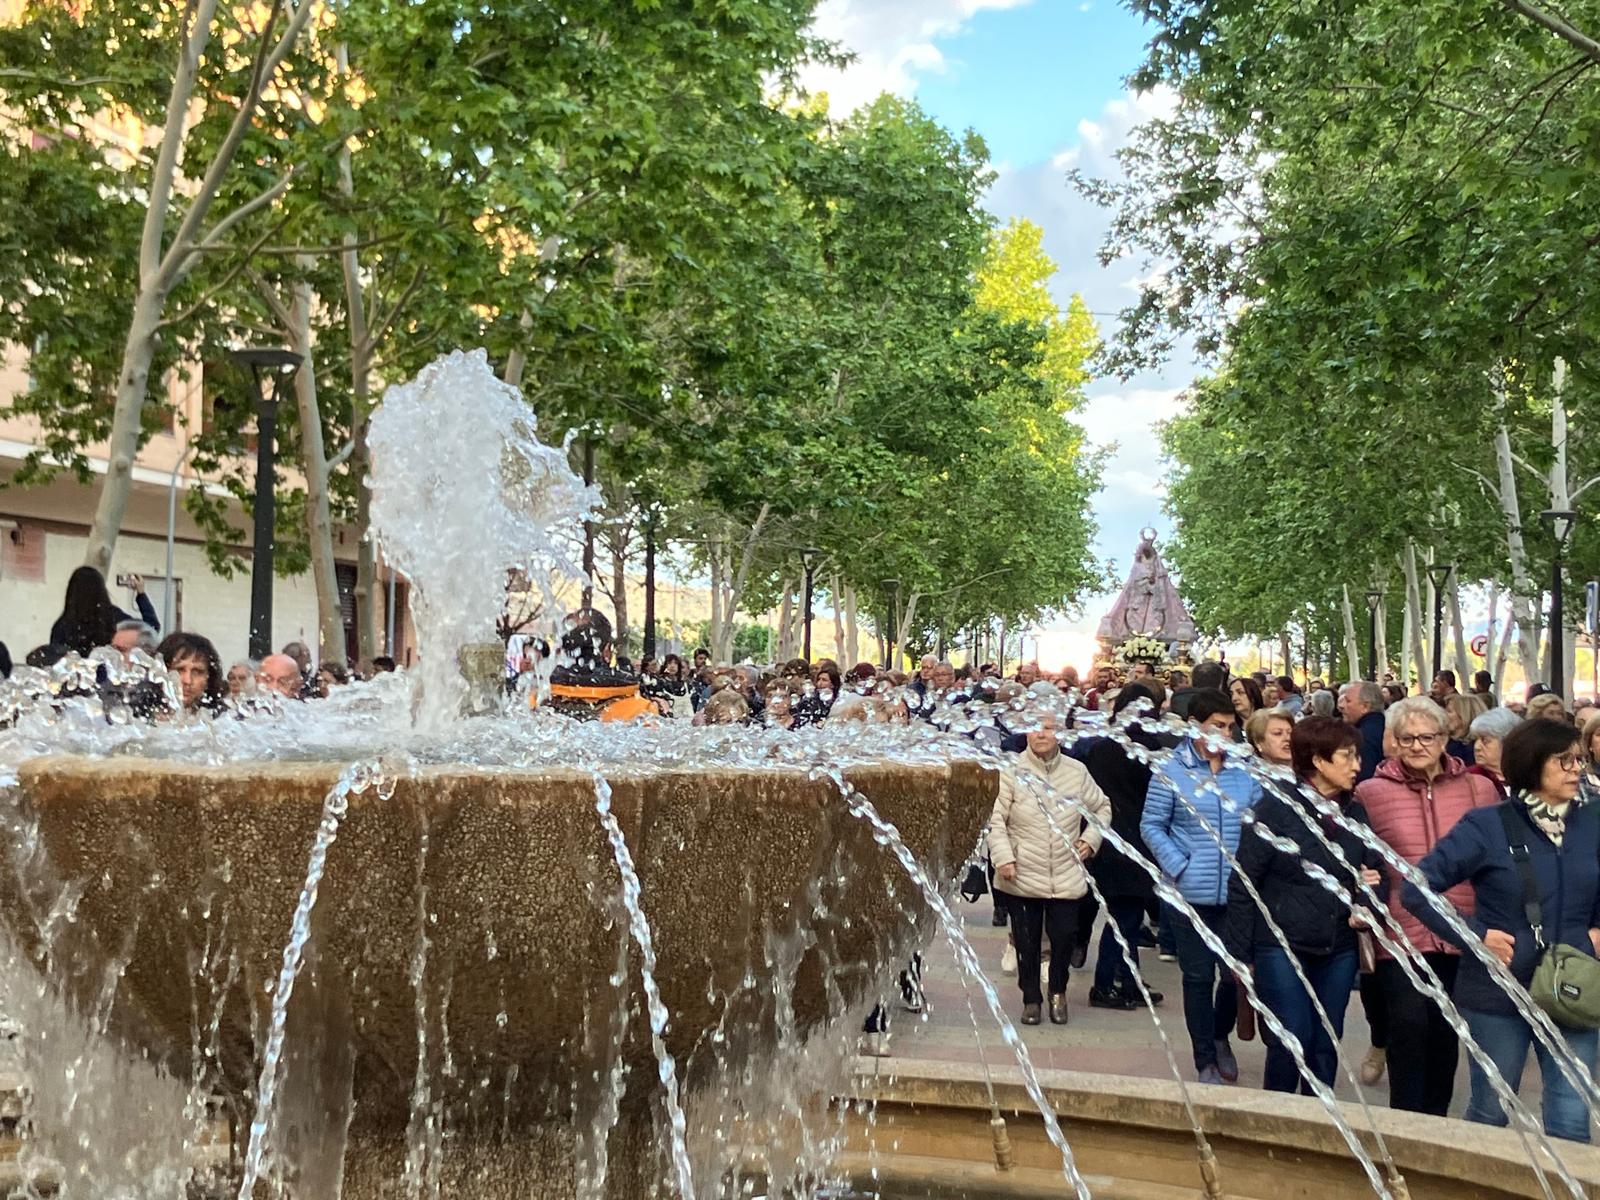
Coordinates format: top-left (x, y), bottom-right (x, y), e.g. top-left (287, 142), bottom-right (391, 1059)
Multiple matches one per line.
top-left (984, 656), bottom-right (1600, 1144)
top-left (0, 566), bottom-right (396, 717)
top-left (7, 571), bottom-right (1600, 1140)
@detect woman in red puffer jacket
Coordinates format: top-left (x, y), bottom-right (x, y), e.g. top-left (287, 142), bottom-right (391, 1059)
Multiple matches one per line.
top-left (1356, 696), bottom-right (1500, 1118)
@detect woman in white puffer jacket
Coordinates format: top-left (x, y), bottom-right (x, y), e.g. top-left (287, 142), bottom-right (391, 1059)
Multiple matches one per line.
top-left (989, 713), bottom-right (1112, 1026)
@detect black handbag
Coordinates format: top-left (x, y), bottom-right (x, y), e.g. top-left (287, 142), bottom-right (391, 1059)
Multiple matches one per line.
top-left (959, 862), bottom-right (989, 903)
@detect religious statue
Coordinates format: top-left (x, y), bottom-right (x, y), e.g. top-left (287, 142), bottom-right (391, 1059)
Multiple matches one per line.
top-left (1097, 529), bottom-right (1197, 646)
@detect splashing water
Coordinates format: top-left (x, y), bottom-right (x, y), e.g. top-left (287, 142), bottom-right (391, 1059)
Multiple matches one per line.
top-left (591, 776), bottom-right (696, 1198)
top-left (236, 760), bottom-right (386, 1200)
top-left (818, 767), bottom-right (1095, 1200)
top-left (367, 349), bottom-right (598, 728)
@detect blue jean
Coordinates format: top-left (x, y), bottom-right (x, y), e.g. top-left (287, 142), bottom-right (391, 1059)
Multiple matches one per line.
top-left (1463, 1008), bottom-right (1599, 1142)
top-left (1253, 944), bottom-right (1358, 1093)
top-left (1093, 896), bottom-right (1148, 994)
top-left (1172, 904), bottom-right (1237, 1071)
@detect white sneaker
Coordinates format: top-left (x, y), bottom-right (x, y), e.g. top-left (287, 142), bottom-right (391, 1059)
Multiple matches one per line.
top-left (1001, 944), bottom-right (1018, 975)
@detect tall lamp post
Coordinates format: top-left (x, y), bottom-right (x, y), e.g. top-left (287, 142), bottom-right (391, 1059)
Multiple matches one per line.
top-left (1542, 508), bottom-right (1579, 699)
top-left (1425, 562), bottom-right (1453, 685)
top-left (1365, 589), bottom-right (1384, 681)
top-left (881, 578), bottom-right (900, 669)
top-left (800, 546), bottom-right (821, 663)
top-left (230, 346), bottom-right (302, 661)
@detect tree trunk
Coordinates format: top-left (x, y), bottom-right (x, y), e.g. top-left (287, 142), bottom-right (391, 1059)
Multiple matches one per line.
top-left (1400, 595), bottom-right (1413, 692)
top-left (1340, 584), bottom-right (1362, 681)
top-left (832, 573), bottom-right (846, 665)
top-left (1403, 541), bottom-right (1427, 691)
top-left (1448, 568), bottom-right (1471, 685)
top-left (611, 540), bottom-right (629, 652)
top-left (1376, 598), bottom-right (1388, 681)
top-left (287, 268), bottom-right (346, 661)
top-left (844, 585), bottom-right (860, 665)
top-left (1494, 590), bottom-right (1516, 695)
top-left (708, 549), bottom-right (725, 661)
top-left (899, 591), bottom-right (922, 663)
top-left (86, 0), bottom-right (313, 570)
top-left (1491, 398), bottom-right (1544, 684)
top-left (776, 585), bottom-right (795, 660)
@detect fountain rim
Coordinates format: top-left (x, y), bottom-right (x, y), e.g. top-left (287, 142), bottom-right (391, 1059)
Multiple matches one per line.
top-left (14, 754), bottom-right (1001, 787)
top-left (846, 1057), bottom-right (1600, 1189)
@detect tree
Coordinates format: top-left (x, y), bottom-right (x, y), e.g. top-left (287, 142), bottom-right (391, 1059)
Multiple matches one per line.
top-left (1, 0), bottom-right (319, 573)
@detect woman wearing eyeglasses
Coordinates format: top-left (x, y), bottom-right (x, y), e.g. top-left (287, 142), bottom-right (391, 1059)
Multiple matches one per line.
top-left (1356, 696), bottom-right (1501, 1117)
top-left (1404, 720), bottom-right (1600, 1141)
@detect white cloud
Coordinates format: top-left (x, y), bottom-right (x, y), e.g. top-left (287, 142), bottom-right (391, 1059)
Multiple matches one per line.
top-left (799, 0), bottom-right (1038, 114)
top-left (986, 87), bottom-right (1202, 635)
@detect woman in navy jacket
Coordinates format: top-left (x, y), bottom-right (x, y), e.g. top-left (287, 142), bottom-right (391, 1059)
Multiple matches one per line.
top-left (1404, 718), bottom-right (1600, 1142)
top-left (1225, 717), bottom-right (1386, 1093)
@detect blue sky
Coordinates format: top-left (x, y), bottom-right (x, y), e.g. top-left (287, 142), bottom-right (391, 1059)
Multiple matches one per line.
top-left (803, 0), bottom-right (1198, 646)
top-left (915, 2), bottom-right (1153, 167)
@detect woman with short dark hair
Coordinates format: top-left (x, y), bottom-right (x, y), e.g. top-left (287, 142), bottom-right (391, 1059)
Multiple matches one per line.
top-left (1405, 719), bottom-right (1600, 1141)
top-left (1225, 716), bottom-right (1384, 1092)
top-left (156, 632), bottom-right (226, 714)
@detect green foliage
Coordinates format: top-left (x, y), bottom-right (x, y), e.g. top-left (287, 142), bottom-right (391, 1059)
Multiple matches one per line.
top-left (1086, 0), bottom-right (1600, 638)
top-left (1, 0), bottom-right (1103, 638)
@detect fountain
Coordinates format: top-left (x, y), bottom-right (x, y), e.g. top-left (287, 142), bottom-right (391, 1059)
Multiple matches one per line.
top-left (0, 351), bottom-right (996, 1197)
top-left (2, 349), bottom-right (1599, 1199)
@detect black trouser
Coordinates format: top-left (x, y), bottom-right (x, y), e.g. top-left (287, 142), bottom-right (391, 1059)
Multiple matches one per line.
top-left (1076, 888), bottom-right (1099, 949)
top-left (1093, 895), bottom-right (1148, 993)
top-left (1360, 970), bottom-right (1388, 1050)
top-left (1172, 903), bottom-right (1237, 1072)
top-left (1377, 952), bottom-right (1460, 1115)
top-left (1011, 897), bottom-right (1080, 1006)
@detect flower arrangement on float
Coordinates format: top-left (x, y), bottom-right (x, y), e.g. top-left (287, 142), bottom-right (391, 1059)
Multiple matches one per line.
top-left (1114, 634), bottom-right (1169, 666)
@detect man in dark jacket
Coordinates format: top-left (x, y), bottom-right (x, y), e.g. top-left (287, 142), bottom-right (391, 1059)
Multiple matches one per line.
top-left (1338, 681), bottom-right (1388, 783)
top-left (1170, 660), bottom-right (1226, 721)
top-left (1075, 682), bottom-right (1166, 1010)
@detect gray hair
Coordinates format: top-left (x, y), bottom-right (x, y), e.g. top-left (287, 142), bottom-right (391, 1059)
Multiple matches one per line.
top-left (1385, 695), bottom-right (1448, 735)
top-left (1344, 680), bottom-right (1384, 711)
top-left (1307, 689), bottom-right (1336, 718)
top-left (115, 619), bottom-right (158, 653)
top-left (1469, 706), bottom-right (1522, 742)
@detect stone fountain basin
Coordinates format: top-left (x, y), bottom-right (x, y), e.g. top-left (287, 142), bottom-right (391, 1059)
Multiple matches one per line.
top-left (824, 1061), bottom-right (1600, 1199)
top-left (7, 755), bottom-right (995, 1140)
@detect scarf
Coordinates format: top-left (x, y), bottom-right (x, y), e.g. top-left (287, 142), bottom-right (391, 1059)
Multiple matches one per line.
top-left (1520, 790), bottom-right (1574, 847)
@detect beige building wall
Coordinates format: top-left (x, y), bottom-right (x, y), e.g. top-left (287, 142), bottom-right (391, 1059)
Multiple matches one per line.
top-left (0, 347), bottom-right (408, 667)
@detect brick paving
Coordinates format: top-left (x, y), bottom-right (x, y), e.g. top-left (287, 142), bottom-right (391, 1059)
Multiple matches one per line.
top-left (879, 894), bottom-right (1524, 1117)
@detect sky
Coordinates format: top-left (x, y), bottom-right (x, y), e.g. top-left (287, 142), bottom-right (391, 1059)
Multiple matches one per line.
top-left (802, 0), bottom-right (1199, 668)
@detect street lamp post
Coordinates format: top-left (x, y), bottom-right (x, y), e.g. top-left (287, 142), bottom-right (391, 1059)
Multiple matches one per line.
top-left (1365, 589), bottom-right (1384, 681)
top-left (1425, 562), bottom-right (1453, 685)
top-left (230, 346), bottom-right (302, 661)
top-left (800, 546), bottom-right (822, 663)
top-left (881, 578), bottom-right (900, 669)
top-left (1542, 509), bottom-right (1579, 699)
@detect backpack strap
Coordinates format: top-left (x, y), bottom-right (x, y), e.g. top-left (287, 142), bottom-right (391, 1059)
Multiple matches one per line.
top-left (1497, 803), bottom-right (1545, 950)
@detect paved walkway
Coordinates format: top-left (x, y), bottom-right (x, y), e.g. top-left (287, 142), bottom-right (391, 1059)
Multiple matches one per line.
top-left (882, 894), bottom-right (1526, 1118)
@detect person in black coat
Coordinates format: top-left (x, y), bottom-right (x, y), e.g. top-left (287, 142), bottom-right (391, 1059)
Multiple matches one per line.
top-left (1076, 682), bottom-right (1166, 1010)
top-left (1404, 718), bottom-right (1600, 1142)
top-left (49, 566), bottom-right (159, 656)
top-left (1225, 716), bottom-right (1385, 1093)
